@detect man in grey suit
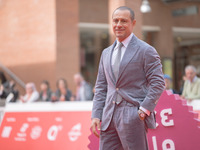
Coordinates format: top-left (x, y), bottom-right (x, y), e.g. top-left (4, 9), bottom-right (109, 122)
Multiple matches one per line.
top-left (91, 6), bottom-right (165, 150)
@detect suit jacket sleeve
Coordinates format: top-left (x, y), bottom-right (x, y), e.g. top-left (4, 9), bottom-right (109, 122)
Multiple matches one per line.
top-left (91, 52), bottom-right (107, 120)
top-left (140, 47), bottom-right (165, 112)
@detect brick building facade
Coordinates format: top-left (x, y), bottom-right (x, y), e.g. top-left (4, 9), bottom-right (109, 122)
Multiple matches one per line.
top-left (0, 0), bottom-right (200, 94)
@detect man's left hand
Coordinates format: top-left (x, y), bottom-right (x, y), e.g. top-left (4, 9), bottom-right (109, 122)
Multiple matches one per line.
top-left (138, 109), bottom-right (146, 121)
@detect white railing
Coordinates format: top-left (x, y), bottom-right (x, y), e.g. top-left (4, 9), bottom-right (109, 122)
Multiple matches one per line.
top-left (0, 107), bottom-right (5, 125)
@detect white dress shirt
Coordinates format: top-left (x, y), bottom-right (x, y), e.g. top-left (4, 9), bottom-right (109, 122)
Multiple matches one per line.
top-left (23, 91), bottom-right (39, 103)
top-left (112, 33), bottom-right (133, 66)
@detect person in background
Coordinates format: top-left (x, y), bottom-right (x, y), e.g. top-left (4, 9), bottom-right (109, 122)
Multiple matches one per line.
top-left (181, 65), bottom-right (200, 101)
top-left (20, 82), bottom-right (39, 103)
top-left (3, 80), bottom-right (19, 102)
top-left (0, 84), bottom-right (5, 99)
top-left (0, 71), bottom-right (7, 99)
top-left (55, 78), bottom-right (72, 101)
top-left (178, 75), bottom-right (187, 95)
top-left (74, 73), bottom-right (93, 101)
top-left (0, 71), bottom-right (18, 102)
top-left (0, 71), bottom-right (7, 85)
top-left (39, 80), bottom-right (52, 102)
top-left (164, 74), bottom-right (176, 94)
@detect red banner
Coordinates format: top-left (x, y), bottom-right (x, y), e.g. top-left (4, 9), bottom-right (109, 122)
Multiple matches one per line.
top-left (0, 103), bottom-right (93, 150)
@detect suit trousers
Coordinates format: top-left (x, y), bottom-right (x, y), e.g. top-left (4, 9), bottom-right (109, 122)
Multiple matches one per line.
top-left (100, 100), bottom-right (149, 150)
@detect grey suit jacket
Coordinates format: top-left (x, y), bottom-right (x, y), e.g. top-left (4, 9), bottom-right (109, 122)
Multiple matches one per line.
top-left (92, 34), bottom-right (165, 131)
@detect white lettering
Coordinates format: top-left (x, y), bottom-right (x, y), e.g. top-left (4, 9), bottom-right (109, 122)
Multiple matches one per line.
top-left (1, 126), bottom-right (12, 138)
top-left (6, 117), bottom-right (16, 122)
top-left (160, 108), bottom-right (174, 127)
top-left (47, 125), bottom-right (58, 141)
top-left (162, 139), bottom-right (175, 150)
top-left (20, 123), bottom-right (29, 133)
top-left (152, 136), bottom-right (158, 150)
top-left (27, 117), bottom-right (39, 122)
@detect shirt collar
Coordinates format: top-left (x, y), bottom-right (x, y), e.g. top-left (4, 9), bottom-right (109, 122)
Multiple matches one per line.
top-left (192, 76), bottom-right (197, 83)
top-left (188, 76), bottom-right (197, 83)
top-left (116, 33), bottom-right (133, 48)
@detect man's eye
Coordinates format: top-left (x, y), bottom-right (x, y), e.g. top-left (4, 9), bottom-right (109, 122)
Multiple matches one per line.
top-left (114, 20), bottom-right (118, 23)
top-left (121, 20), bottom-right (127, 23)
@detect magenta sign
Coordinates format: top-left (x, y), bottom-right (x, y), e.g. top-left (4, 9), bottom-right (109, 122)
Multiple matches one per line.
top-left (147, 91), bottom-right (200, 150)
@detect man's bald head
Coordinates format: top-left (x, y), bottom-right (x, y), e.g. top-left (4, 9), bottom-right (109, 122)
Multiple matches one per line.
top-left (113, 6), bottom-right (135, 21)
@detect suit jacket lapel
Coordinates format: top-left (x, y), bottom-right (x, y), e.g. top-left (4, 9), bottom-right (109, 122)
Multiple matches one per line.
top-left (117, 35), bottom-right (140, 83)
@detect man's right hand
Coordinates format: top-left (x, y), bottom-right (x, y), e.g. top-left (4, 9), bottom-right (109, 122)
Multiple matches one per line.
top-left (91, 118), bottom-right (100, 138)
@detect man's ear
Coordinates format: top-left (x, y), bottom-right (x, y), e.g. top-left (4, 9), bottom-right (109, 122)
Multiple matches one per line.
top-left (132, 19), bottom-right (136, 26)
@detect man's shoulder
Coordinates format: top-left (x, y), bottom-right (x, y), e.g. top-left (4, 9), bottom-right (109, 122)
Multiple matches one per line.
top-left (131, 35), bottom-right (156, 53)
top-left (132, 35), bottom-right (150, 47)
top-left (103, 44), bottom-right (113, 51)
top-left (139, 39), bottom-right (155, 51)
top-left (137, 40), bottom-right (158, 58)
top-left (101, 44), bottom-right (114, 55)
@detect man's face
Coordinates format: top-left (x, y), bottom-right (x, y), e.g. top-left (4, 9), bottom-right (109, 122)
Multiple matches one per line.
top-left (74, 76), bottom-right (81, 86)
top-left (26, 86), bottom-right (33, 94)
top-left (185, 69), bottom-right (196, 82)
top-left (58, 80), bottom-right (65, 89)
top-left (40, 83), bottom-right (47, 91)
top-left (112, 9), bottom-right (136, 42)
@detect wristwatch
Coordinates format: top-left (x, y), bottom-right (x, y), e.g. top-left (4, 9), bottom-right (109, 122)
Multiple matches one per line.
top-left (138, 109), bottom-right (146, 121)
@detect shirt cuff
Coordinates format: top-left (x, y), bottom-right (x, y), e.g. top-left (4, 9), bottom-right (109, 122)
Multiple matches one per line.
top-left (92, 118), bottom-right (100, 121)
top-left (139, 106), bottom-right (150, 116)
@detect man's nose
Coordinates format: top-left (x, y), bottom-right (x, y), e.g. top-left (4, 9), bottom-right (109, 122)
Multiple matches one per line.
top-left (116, 21), bottom-right (122, 27)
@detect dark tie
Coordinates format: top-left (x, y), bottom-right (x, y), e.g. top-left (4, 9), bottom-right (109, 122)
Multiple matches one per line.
top-left (113, 42), bottom-right (123, 104)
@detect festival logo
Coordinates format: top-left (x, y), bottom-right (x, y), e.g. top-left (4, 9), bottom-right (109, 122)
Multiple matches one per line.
top-left (68, 123), bottom-right (82, 142)
top-left (15, 123), bottom-right (29, 142)
top-left (30, 126), bottom-right (42, 140)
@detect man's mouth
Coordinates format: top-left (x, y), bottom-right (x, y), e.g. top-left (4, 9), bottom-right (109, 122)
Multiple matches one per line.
top-left (115, 30), bottom-right (124, 32)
